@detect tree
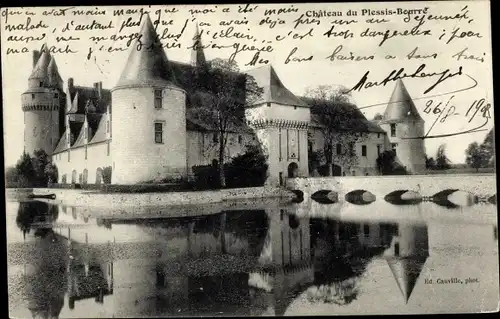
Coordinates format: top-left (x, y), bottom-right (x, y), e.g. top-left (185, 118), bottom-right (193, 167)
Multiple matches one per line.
top-left (189, 58), bottom-right (263, 187)
top-left (425, 155), bottom-right (436, 170)
top-left (44, 162), bottom-right (58, 184)
top-left (15, 151), bottom-right (36, 186)
top-left (102, 166), bottom-right (112, 184)
top-left (481, 127), bottom-right (495, 167)
top-left (376, 150), bottom-right (408, 175)
top-left (305, 85), bottom-right (368, 176)
top-left (31, 149), bottom-right (51, 186)
top-left (435, 144), bottom-right (451, 170)
top-left (226, 144), bottom-right (268, 187)
top-left (465, 142), bottom-right (488, 172)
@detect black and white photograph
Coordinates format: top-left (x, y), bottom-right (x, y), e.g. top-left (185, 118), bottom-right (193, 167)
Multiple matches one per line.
top-left (2, 1), bottom-right (498, 317)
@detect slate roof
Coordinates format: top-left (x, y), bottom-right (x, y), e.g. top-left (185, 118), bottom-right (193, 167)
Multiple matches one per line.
top-left (53, 131), bottom-right (68, 154)
top-left (71, 125), bottom-right (86, 148)
top-left (88, 115), bottom-right (108, 145)
top-left (67, 86), bottom-right (111, 115)
top-left (186, 108), bottom-right (253, 134)
top-left (244, 65), bottom-right (308, 108)
top-left (382, 79), bottom-right (423, 123)
top-left (29, 44), bottom-right (51, 80)
top-left (115, 14), bottom-right (178, 89)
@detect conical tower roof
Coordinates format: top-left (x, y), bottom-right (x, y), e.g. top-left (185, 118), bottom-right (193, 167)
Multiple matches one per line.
top-left (47, 56), bottom-right (63, 89)
top-left (382, 79), bottom-right (423, 123)
top-left (29, 43), bottom-right (51, 81)
top-left (386, 256), bottom-right (428, 303)
top-left (115, 14), bottom-right (177, 89)
top-left (191, 23), bottom-right (207, 67)
top-left (245, 65), bottom-right (308, 107)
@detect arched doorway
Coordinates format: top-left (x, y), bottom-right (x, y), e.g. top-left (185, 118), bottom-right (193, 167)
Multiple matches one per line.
top-left (71, 170), bottom-right (77, 184)
top-left (96, 168), bottom-right (103, 185)
top-left (332, 164), bottom-right (342, 176)
top-left (82, 169), bottom-right (88, 185)
top-left (287, 162), bottom-right (299, 178)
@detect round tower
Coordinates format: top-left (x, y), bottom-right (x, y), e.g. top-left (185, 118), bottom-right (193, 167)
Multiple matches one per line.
top-left (379, 79), bottom-right (426, 174)
top-left (111, 14), bottom-right (187, 184)
top-left (22, 44), bottom-right (66, 156)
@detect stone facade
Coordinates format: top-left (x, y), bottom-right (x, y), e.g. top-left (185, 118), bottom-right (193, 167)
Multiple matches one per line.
top-left (24, 15), bottom-right (426, 185)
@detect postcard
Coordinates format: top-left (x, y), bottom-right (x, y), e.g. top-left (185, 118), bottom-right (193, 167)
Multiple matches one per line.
top-left (2, 1), bottom-right (498, 317)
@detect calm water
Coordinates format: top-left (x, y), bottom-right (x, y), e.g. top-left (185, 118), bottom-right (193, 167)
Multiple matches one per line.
top-left (6, 197), bottom-right (499, 318)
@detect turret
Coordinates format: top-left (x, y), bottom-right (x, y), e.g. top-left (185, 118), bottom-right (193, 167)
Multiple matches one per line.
top-left (384, 223), bottom-right (429, 304)
top-left (379, 79), bottom-right (426, 173)
top-left (22, 43), bottom-right (66, 156)
top-left (191, 23), bottom-right (207, 68)
top-left (110, 14), bottom-right (187, 184)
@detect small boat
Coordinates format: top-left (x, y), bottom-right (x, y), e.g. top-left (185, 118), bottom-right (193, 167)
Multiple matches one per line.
top-left (27, 193), bottom-right (56, 200)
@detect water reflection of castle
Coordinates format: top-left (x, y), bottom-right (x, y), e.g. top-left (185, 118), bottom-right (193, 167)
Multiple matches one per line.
top-left (16, 201), bottom-right (435, 317)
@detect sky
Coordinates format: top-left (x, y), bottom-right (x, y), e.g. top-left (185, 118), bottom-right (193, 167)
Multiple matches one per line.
top-left (1, 1), bottom-right (494, 167)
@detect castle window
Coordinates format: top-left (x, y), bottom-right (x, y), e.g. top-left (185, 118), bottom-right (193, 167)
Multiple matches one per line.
top-left (54, 93), bottom-right (59, 98)
top-left (85, 146), bottom-right (87, 160)
top-left (154, 90), bottom-right (162, 109)
top-left (362, 145), bottom-right (367, 157)
top-left (154, 123), bottom-right (163, 144)
top-left (31, 94), bottom-right (35, 100)
top-left (336, 143), bottom-right (342, 155)
top-left (267, 102), bottom-right (271, 107)
top-left (39, 81), bottom-right (43, 87)
top-left (107, 141), bottom-right (110, 156)
top-left (390, 124), bottom-right (396, 137)
top-left (377, 144), bottom-right (382, 155)
top-left (364, 225), bottom-right (370, 236)
top-left (391, 143), bottom-right (398, 155)
top-left (377, 133), bottom-right (381, 138)
top-left (238, 135), bottom-right (242, 144)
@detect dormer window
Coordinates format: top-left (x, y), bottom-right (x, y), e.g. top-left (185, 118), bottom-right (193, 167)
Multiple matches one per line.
top-left (154, 89), bottom-right (162, 109)
top-left (390, 124), bottom-right (396, 137)
top-left (31, 94), bottom-right (35, 99)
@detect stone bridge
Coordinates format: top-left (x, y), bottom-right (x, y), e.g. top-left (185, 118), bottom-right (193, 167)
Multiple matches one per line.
top-left (286, 174), bottom-right (497, 200)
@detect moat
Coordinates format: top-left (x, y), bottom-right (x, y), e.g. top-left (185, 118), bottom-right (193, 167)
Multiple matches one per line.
top-left (7, 197), bottom-right (499, 317)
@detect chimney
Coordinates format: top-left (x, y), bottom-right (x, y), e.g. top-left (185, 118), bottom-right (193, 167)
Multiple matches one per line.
top-left (95, 81), bottom-right (102, 98)
top-left (32, 50), bottom-right (40, 68)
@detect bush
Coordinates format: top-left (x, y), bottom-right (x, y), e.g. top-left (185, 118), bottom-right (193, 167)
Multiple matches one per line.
top-left (102, 166), bottom-right (112, 184)
top-left (225, 144), bottom-right (268, 188)
top-left (192, 145), bottom-right (268, 189)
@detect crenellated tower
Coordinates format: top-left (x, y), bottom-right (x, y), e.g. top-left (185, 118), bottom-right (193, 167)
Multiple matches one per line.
top-left (379, 79), bottom-right (426, 174)
top-left (111, 14), bottom-right (187, 184)
top-left (245, 65), bottom-right (311, 186)
top-left (22, 44), bottom-right (66, 156)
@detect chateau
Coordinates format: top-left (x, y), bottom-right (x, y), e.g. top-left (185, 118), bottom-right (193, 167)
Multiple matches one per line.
top-left (22, 14), bottom-right (426, 186)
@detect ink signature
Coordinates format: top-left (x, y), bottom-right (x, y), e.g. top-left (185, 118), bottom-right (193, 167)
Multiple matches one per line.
top-left (347, 63), bottom-right (463, 95)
